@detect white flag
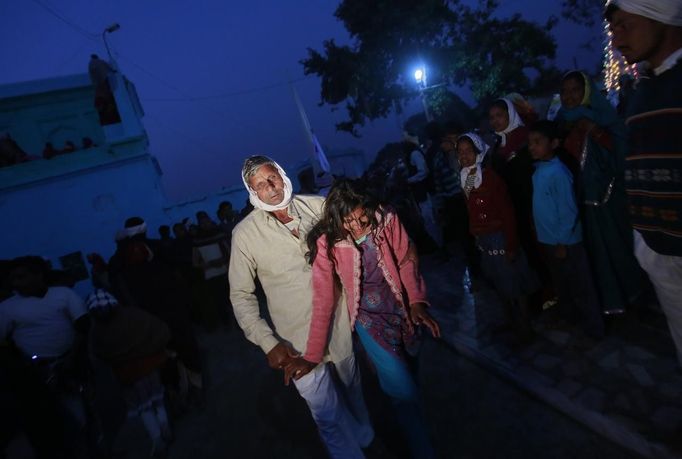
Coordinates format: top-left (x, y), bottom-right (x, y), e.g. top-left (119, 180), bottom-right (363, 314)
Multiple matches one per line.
top-left (312, 133), bottom-right (331, 173)
top-left (291, 83), bottom-right (332, 186)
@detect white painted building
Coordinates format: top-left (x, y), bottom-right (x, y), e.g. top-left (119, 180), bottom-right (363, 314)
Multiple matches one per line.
top-left (0, 71), bottom-right (169, 295)
top-left (0, 70), bottom-right (366, 296)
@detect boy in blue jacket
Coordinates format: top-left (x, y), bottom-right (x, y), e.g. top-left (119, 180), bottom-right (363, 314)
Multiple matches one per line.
top-left (528, 120), bottom-right (604, 339)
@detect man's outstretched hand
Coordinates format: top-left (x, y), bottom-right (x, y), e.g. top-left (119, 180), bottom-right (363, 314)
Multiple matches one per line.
top-left (283, 357), bottom-right (317, 386)
top-left (266, 342), bottom-right (299, 370)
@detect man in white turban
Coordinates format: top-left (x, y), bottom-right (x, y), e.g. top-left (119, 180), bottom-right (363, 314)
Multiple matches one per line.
top-left (606, 1), bottom-right (682, 366)
top-left (229, 155), bottom-right (374, 458)
top-left (606, 0), bottom-right (682, 73)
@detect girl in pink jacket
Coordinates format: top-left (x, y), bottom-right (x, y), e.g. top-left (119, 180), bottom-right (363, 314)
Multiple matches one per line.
top-left (286, 178), bottom-right (440, 458)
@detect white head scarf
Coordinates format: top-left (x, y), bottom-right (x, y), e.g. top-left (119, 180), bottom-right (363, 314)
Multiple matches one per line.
top-left (241, 157), bottom-right (294, 212)
top-left (607, 0), bottom-right (682, 26)
top-left (403, 130), bottom-right (420, 147)
top-left (124, 221), bottom-right (147, 238)
top-left (86, 289), bottom-right (119, 311)
top-left (458, 133), bottom-right (490, 191)
top-left (494, 98), bottom-right (524, 147)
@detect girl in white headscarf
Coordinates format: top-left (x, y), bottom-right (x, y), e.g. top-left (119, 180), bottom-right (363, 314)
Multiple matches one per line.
top-left (457, 132), bottom-right (540, 342)
top-left (488, 97), bottom-right (542, 278)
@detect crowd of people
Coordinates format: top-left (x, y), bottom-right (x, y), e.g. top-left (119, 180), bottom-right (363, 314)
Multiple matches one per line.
top-left (0, 200), bottom-right (246, 458)
top-left (0, 133), bottom-right (98, 168)
top-left (1, 1), bottom-right (681, 458)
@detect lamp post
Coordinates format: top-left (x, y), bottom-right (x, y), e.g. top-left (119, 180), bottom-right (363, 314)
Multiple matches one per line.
top-left (102, 23), bottom-right (121, 67)
top-left (414, 67), bottom-right (433, 122)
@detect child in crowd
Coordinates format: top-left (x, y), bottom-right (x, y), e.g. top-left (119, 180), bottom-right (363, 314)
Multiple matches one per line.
top-left (457, 132), bottom-right (540, 342)
top-left (528, 121), bottom-right (605, 339)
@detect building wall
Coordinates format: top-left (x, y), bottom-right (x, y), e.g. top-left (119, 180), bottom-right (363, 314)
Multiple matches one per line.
top-left (0, 73), bottom-right (164, 296)
top-left (0, 74), bottom-right (104, 156)
top-left (0, 152), bottom-right (166, 296)
top-left (0, 72), bottom-right (369, 297)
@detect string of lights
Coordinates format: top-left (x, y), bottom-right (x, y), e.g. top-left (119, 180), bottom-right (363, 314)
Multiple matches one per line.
top-left (602, 1), bottom-right (638, 100)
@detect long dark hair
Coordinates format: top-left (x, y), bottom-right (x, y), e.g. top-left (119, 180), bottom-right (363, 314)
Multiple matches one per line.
top-left (307, 178), bottom-right (384, 265)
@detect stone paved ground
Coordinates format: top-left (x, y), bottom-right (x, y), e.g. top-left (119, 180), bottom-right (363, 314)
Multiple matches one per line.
top-left (421, 252), bottom-right (682, 459)
top-left (5, 253), bottom-right (666, 459)
top-left (106, 327), bottom-right (633, 459)
top-left (94, 269), bottom-right (639, 459)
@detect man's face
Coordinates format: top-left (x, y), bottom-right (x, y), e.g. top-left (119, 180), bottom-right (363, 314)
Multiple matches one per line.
top-left (10, 267), bottom-right (45, 297)
top-left (173, 225), bottom-right (186, 239)
top-left (217, 205), bottom-right (232, 221)
top-left (198, 216), bottom-right (213, 230)
top-left (440, 134), bottom-right (459, 155)
top-left (248, 164), bottom-right (285, 206)
top-left (609, 9), bottom-right (666, 64)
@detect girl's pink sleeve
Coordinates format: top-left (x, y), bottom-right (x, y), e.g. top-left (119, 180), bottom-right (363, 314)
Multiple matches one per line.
top-left (388, 212), bottom-right (429, 305)
top-left (304, 235), bottom-right (337, 363)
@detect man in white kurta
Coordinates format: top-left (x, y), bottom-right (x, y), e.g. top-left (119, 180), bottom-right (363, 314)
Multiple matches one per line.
top-left (229, 155), bottom-right (373, 458)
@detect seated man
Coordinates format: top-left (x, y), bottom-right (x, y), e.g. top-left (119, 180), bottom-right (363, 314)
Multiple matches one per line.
top-left (1, 256), bottom-right (89, 367)
top-left (0, 256), bottom-right (90, 457)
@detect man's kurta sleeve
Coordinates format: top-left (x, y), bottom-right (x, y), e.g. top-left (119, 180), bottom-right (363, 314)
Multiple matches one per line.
top-left (229, 230), bottom-right (279, 354)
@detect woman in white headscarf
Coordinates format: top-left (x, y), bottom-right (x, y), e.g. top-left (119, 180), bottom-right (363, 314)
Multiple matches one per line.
top-left (556, 71), bottom-right (646, 315)
top-left (489, 97), bottom-right (546, 284)
top-left (457, 132), bottom-right (540, 341)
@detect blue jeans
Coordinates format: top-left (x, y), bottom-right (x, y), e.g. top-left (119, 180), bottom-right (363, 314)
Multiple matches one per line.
top-left (356, 323), bottom-right (434, 459)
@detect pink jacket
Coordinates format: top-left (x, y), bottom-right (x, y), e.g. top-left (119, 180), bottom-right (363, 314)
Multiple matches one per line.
top-left (304, 210), bottom-right (429, 363)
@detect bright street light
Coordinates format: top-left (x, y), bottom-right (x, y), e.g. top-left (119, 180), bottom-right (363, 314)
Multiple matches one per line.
top-left (413, 66), bottom-right (431, 121)
top-left (414, 68), bottom-right (425, 84)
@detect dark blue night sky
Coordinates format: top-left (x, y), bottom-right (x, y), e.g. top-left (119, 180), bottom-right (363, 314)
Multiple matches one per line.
top-left (1, 0), bottom-right (601, 200)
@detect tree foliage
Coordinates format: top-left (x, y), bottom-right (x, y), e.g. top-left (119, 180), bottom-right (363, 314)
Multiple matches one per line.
top-left (302, 0), bottom-right (558, 134)
top-left (561, 0), bottom-right (604, 26)
top-left (403, 89), bottom-right (476, 136)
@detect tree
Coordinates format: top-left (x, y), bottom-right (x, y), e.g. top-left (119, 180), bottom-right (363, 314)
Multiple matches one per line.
top-left (403, 89), bottom-right (476, 136)
top-left (302, 0), bottom-right (557, 134)
top-left (561, 0), bottom-right (604, 26)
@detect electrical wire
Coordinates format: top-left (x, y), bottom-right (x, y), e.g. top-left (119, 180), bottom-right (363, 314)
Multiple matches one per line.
top-left (30, 0), bottom-right (98, 40)
top-left (27, 0), bottom-right (319, 157)
top-left (31, 0), bottom-right (313, 104)
top-left (143, 76), bottom-right (311, 102)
